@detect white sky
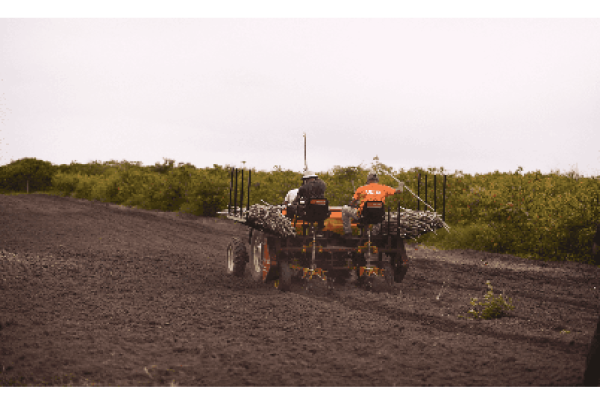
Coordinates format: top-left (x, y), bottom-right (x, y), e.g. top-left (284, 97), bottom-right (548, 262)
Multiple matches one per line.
top-left (1, 3), bottom-right (600, 177)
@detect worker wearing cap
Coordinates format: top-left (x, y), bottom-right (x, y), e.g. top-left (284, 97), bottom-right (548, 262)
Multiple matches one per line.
top-left (283, 176), bottom-right (304, 219)
top-left (283, 187), bottom-right (299, 219)
top-left (293, 171), bottom-right (327, 203)
top-left (342, 171), bottom-right (404, 237)
top-left (293, 171), bottom-right (328, 233)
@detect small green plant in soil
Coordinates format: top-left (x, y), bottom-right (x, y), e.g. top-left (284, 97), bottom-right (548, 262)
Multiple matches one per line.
top-left (461, 280), bottom-right (515, 320)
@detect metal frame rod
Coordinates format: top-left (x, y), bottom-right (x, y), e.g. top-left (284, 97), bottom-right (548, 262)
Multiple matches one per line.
top-left (233, 168), bottom-right (238, 216)
top-left (247, 170), bottom-right (251, 220)
top-left (397, 201), bottom-right (401, 238)
top-left (443, 175), bottom-right (446, 222)
top-left (434, 174), bottom-right (437, 213)
top-left (425, 174), bottom-right (428, 211)
top-left (387, 205), bottom-right (390, 236)
top-left (417, 172), bottom-right (421, 211)
top-left (240, 169), bottom-right (244, 217)
top-left (228, 168), bottom-right (233, 215)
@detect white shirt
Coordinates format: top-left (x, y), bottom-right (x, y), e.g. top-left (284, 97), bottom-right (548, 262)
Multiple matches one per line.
top-left (285, 188), bottom-right (299, 204)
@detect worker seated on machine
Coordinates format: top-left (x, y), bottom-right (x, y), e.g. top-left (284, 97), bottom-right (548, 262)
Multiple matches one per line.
top-left (283, 182), bottom-right (300, 220)
top-left (292, 170), bottom-right (328, 236)
top-left (342, 171), bottom-right (403, 238)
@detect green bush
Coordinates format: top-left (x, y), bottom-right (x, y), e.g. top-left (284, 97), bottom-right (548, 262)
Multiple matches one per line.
top-left (72, 174), bottom-right (95, 200)
top-left (51, 171), bottom-right (81, 197)
top-left (462, 281), bottom-right (515, 320)
top-left (89, 170), bottom-right (121, 203)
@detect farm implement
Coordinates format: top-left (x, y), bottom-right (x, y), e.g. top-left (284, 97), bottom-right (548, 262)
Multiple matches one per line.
top-left (222, 166), bottom-right (449, 292)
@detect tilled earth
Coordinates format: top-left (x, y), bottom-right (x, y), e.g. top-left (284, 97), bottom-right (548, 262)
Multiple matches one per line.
top-left (1, 193), bottom-right (599, 386)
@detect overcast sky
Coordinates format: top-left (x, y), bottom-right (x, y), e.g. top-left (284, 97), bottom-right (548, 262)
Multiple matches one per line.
top-left (1, 9), bottom-right (600, 177)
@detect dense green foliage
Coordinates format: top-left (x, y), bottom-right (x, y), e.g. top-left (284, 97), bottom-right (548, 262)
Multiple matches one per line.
top-left (0, 158), bottom-right (56, 193)
top-left (1, 158), bottom-right (599, 266)
top-left (417, 166), bottom-right (600, 264)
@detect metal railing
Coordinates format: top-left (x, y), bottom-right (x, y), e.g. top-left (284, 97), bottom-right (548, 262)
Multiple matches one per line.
top-left (417, 173), bottom-right (447, 222)
top-left (227, 167), bottom-right (251, 220)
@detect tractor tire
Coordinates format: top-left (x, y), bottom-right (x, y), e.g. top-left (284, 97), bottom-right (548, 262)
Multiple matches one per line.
top-left (395, 262), bottom-right (409, 283)
top-left (383, 254), bottom-right (395, 288)
top-left (383, 253), bottom-right (409, 284)
top-left (584, 313), bottom-right (600, 386)
top-left (394, 238), bottom-right (410, 283)
top-left (250, 231), bottom-right (281, 283)
top-left (278, 253), bottom-right (292, 292)
top-left (249, 231), bottom-right (265, 282)
top-left (225, 238), bottom-right (248, 277)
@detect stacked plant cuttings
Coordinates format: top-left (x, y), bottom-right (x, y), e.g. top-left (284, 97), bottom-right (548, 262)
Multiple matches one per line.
top-left (245, 204), bottom-right (297, 238)
top-left (381, 209), bottom-right (447, 239)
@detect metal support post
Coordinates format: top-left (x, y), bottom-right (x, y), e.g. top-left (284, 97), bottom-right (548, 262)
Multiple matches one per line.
top-left (240, 169), bottom-right (244, 218)
top-left (434, 174), bottom-right (437, 213)
top-left (425, 174), bottom-right (428, 211)
top-left (397, 201), bottom-right (401, 238)
top-left (443, 175), bottom-right (446, 222)
top-left (387, 206), bottom-right (390, 236)
top-left (247, 170), bottom-right (251, 220)
top-left (228, 168), bottom-right (233, 215)
top-left (417, 173), bottom-right (421, 211)
top-left (233, 168), bottom-right (238, 216)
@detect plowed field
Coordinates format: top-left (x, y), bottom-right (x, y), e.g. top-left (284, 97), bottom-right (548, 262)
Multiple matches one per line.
top-left (1, 194), bottom-right (599, 386)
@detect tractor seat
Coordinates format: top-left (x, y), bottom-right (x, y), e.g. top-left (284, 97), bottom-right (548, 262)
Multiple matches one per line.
top-left (298, 198), bottom-right (331, 224)
top-left (357, 201), bottom-right (386, 226)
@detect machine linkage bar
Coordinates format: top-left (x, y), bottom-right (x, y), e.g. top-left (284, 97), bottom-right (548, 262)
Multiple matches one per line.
top-left (278, 246), bottom-right (396, 254)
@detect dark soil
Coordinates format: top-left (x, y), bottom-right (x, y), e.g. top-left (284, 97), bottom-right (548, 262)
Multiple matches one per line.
top-left (1, 193), bottom-right (599, 386)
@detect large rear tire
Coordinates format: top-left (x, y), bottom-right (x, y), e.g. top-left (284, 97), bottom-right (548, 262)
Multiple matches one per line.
top-left (384, 254), bottom-right (395, 287)
top-left (395, 262), bottom-right (409, 283)
top-left (225, 238), bottom-right (248, 277)
top-left (394, 238), bottom-right (410, 283)
top-left (584, 313), bottom-right (600, 386)
top-left (249, 231), bottom-right (280, 283)
top-left (249, 231), bottom-right (266, 282)
top-left (381, 254), bottom-right (409, 286)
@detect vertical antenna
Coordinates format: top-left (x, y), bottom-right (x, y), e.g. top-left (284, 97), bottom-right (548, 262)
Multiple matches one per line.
top-left (303, 132), bottom-right (307, 172)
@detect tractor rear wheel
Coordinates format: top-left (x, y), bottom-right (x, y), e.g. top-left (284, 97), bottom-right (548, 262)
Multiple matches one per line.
top-left (584, 313), bottom-right (600, 386)
top-left (249, 231), bottom-right (266, 282)
top-left (380, 252), bottom-right (409, 285)
top-left (384, 254), bottom-right (395, 287)
top-left (394, 238), bottom-right (410, 283)
top-left (225, 238), bottom-right (248, 277)
top-left (249, 231), bottom-right (280, 283)
top-left (395, 262), bottom-right (409, 283)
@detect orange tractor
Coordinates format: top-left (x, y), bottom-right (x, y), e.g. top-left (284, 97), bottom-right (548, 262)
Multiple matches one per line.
top-left (224, 167), bottom-right (410, 292)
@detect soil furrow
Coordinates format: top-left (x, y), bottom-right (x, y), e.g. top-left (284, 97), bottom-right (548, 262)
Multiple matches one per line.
top-left (0, 193), bottom-right (597, 386)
